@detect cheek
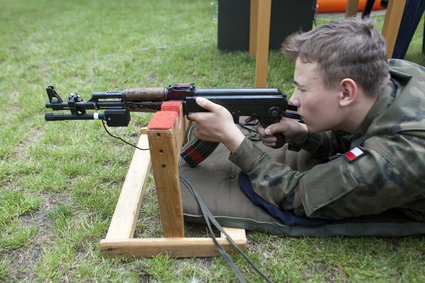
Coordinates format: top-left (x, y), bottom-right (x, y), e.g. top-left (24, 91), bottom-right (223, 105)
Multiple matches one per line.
top-left (301, 96), bottom-right (336, 131)
top-left (300, 96), bottom-right (322, 115)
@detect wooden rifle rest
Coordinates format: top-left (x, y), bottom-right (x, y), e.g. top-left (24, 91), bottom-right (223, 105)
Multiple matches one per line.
top-left (100, 102), bottom-right (247, 257)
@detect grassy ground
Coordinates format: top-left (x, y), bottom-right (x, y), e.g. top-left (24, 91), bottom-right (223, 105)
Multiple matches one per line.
top-left (1, 0), bottom-right (424, 281)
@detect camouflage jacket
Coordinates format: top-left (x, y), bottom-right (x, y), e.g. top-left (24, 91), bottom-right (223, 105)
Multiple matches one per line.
top-left (229, 59), bottom-right (425, 221)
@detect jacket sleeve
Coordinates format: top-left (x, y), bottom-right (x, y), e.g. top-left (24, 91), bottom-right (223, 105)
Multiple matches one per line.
top-left (292, 131), bottom-right (353, 160)
top-left (229, 138), bottom-right (305, 212)
top-left (229, 134), bottom-right (425, 220)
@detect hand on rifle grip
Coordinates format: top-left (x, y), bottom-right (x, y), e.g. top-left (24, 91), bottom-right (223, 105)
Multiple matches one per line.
top-left (258, 118), bottom-right (286, 149)
top-left (271, 132), bottom-right (285, 149)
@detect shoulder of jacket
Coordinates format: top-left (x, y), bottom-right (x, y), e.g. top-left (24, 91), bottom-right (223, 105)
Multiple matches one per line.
top-left (389, 59), bottom-right (425, 83)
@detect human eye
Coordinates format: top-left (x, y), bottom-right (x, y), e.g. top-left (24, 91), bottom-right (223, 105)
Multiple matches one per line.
top-left (295, 85), bottom-right (306, 92)
top-left (293, 81), bottom-right (306, 92)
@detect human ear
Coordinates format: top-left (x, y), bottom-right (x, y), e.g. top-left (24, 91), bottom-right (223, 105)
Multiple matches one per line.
top-left (339, 78), bottom-right (357, 107)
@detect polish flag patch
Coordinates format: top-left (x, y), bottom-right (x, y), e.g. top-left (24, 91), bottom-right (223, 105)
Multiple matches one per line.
top-left (344, 147), bottom-right (366, 162)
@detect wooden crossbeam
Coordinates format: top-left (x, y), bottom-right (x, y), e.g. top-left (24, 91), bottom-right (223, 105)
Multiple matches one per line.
top-left (101, 227), bottom-right (247, 258)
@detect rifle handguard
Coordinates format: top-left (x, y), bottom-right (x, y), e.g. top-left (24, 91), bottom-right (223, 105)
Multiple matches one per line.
top-left (124, 87), bottom-right (167, 100)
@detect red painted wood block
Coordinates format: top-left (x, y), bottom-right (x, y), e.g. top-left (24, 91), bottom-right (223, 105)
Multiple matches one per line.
top-left (161, 101), bottom-right (182, 117)
top-left (147, 111), bottom-right (178, 130)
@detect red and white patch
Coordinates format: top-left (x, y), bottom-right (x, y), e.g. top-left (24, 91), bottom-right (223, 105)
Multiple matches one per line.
top-left (344, 147), bottom-right (365, 162)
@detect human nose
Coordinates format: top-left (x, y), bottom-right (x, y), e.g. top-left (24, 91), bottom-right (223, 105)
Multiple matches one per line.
top-left (289, 91), bottom-right (300, 107)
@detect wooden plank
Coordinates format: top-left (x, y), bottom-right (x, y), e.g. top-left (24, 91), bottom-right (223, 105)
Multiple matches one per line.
top-left (100, 232), bottom-right (248, 258)
top-left (148, 116), bottom-right (185, 238)
top-left (382, 0), bottom-right (406, 58)
top-left (249, 0), bottom-right (259, 56)
top-left (345, 0), bottom-right (360, 17)
top-left (221, 227), bottom-right (246, 240)
top-left (105, 134), bottom-right (151, 239)
top-left (255, 0), bottom-right (271, 88)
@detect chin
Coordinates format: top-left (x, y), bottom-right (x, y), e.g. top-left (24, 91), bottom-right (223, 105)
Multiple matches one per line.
top-left (304, 122), bottom-right (314, 132)
top-left (306, 125), bottom-right (323, 133)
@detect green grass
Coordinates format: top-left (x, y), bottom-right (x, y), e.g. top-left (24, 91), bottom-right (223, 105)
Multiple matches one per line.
top-left (1, 0), bottom-right (424, 281)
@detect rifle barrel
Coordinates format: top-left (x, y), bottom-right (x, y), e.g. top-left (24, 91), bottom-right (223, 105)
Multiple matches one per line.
top-left (44, 113), bottom-right (105, 121)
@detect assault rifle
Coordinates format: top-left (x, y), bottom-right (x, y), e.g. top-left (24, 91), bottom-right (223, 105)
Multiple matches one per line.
top-left (44, 83), bottom-right (300, 166)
